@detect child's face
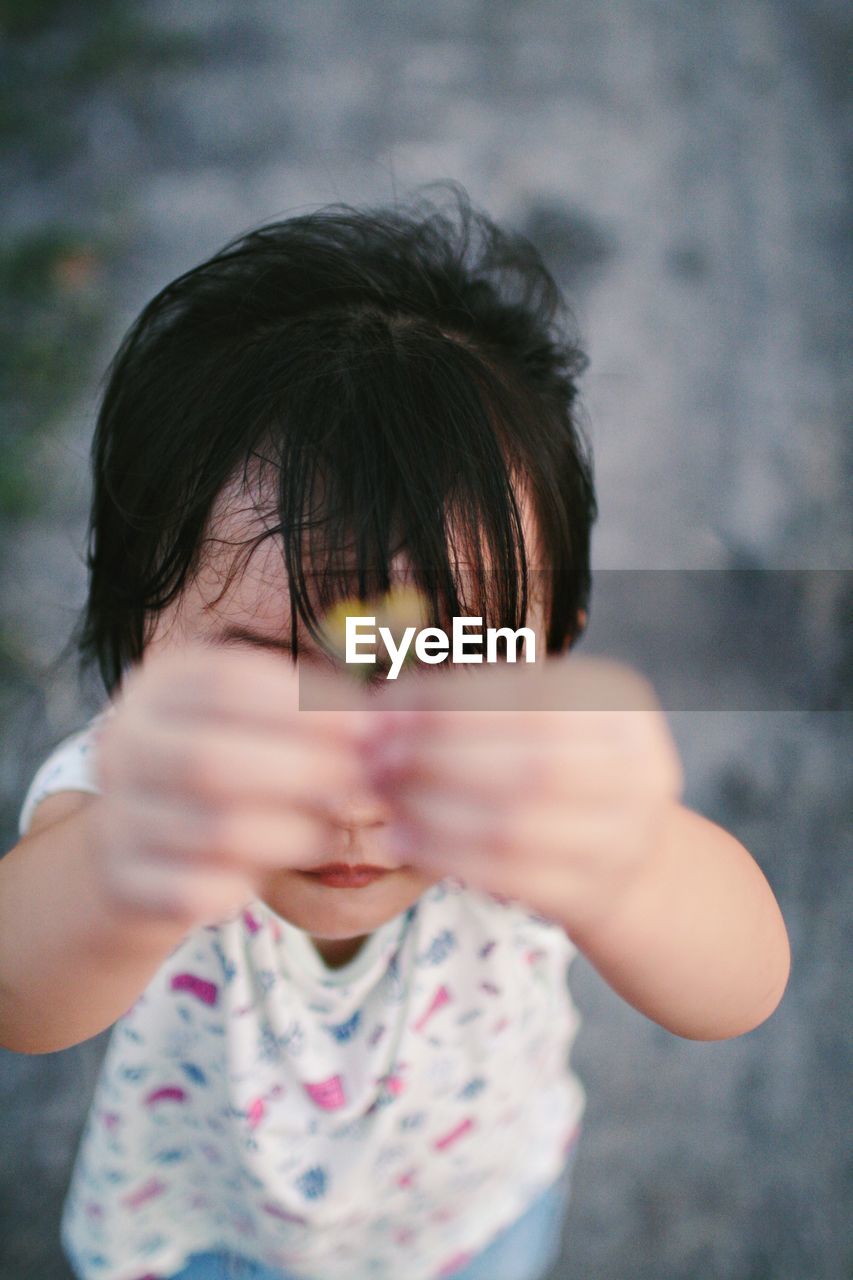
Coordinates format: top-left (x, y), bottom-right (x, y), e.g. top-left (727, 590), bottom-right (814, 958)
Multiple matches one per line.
top-left (144, 476), bottom-right (552, 944)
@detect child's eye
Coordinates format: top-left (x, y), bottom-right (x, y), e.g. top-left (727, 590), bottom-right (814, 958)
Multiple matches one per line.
top-left (216, 631), bottom-right (295, 660)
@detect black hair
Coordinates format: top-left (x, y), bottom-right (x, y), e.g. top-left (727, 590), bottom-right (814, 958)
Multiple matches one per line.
top-left (79, 182), bottom-right (597, 693)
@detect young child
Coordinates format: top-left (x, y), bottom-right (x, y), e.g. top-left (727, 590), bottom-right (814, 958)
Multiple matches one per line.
top-left (0, 188), bottom-right (791, 1280)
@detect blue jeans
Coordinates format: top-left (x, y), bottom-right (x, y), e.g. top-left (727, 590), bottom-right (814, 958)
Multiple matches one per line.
top-left (166, 1157), bottom-right (574, 1280)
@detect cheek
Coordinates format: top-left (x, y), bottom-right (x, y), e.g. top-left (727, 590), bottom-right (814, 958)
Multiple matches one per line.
top-left (143, 599), bottom-right (191, 653)
top-left (409, 866), bottom-right (444, 893)
top-left (142, 570), bottom-right (233, 656)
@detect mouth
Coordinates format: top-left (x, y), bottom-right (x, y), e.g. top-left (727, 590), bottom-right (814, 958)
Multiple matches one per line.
top-left (299, 863), bottom-right (394, 889)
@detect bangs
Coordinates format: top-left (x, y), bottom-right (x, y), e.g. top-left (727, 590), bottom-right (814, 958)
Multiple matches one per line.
top-left (222, 312), bottom-right (534, 659)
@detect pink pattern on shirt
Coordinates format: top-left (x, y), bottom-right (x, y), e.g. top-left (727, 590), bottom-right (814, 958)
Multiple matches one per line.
top-left (145, 1086), bottom-right (187, 1105)
top-left (242, 908), bottom-right (262, 934)
top-left (246, 1097), bottom-right (266, 1129)
top-left (262, 1203), bottom-right (308, 1225)
top-left (433, 1117), bottom-right (474, 1151)
top-left (304, 1075), bottom-right (346, 1109)
top-left (377, 1065), bottom-right (407, 1097)
top-left (122, 1178), bottom-right (166, 1210)
top-left (413, 983), bottom-right (451, 1031)
top-left (170, 973), bottom-right (219, 1005)
top-left (437, 1249), bottom-right (475, 1276)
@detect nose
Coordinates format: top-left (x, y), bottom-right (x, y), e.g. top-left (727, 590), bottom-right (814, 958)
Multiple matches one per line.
top-left (330, 789), bottom-right (390, 833)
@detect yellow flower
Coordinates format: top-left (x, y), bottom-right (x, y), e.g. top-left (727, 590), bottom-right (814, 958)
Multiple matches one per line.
top-left (374, 585), bottom-right (431, 639)
top-left (318, 587), bottom-right (431, 678)
top-left (318, 597), bottom-right (373, 663)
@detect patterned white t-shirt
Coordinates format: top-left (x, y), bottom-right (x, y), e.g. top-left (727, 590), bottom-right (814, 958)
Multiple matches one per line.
top-left (19, 718), bottom-right (586, 1280)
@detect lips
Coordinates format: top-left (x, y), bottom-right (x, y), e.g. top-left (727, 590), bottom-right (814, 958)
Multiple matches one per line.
top-left (300, 864), bottom-right (392, 889)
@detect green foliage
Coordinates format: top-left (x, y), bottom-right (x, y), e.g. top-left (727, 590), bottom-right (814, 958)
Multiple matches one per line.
top-left (0, 0), bottom-right (71, 37)
top-left (0, 4), bottom-right (198, 519)
top-left (0, 227), bottom-right (112, 518)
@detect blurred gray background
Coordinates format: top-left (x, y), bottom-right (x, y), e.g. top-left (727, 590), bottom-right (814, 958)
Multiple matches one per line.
top-left (0, 2), bottom-right (850, 1278)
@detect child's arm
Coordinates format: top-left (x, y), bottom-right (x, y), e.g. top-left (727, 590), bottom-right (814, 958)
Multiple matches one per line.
top-left (368, 657), bottom-right (791, 1042)
top-left (558, 800), bottom-right (791, 1041)
top-left (0, 647), bottom-right (368, 1055)
top-left (0, 793), bottom-right (192, 1054)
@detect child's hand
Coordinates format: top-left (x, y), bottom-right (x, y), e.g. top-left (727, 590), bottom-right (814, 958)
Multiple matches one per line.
top-left (366, 658), bottom-right (684, 936)
top-left (89, 646), bottom-right (369, 931)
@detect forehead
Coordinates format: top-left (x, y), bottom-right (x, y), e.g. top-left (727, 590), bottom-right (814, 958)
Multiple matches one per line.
top-left (185, 474), bottom-right (299, 638)
top-left (161, 466), bottom-right (547, 644)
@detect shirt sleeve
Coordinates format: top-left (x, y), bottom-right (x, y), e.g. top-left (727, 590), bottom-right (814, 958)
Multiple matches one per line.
top-left (18, 714), bottom-right (109, 837)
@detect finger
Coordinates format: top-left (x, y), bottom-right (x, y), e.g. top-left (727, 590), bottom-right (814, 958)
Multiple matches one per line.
top-left (376, 655), bottom-right (661, 714)
top-left (101, 854), bottom-right (256, 928)
top-left (389, 791), bottom-right (648, 865)
top-left (367, 708), bottom-right (634, 766)
top-left (129, 646), bottom-right (371, 738)
top-left (387, 802), bottom-right (653, 921)
top-left (116, 792), bottom-right (336, 872)
top-left (370, 733), bottom-right (666, 804)
top-left (369, 738), bottom-right (580, 797)
top-left (106, 722), bottom-right (367, 813)
top-left (386, 791), bottom-right (514, 865)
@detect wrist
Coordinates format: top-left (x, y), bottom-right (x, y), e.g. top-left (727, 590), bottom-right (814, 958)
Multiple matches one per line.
top-left (81, 800), bottom-right (194, 957)
top-left (560, 802), bottom-right (680, 949)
